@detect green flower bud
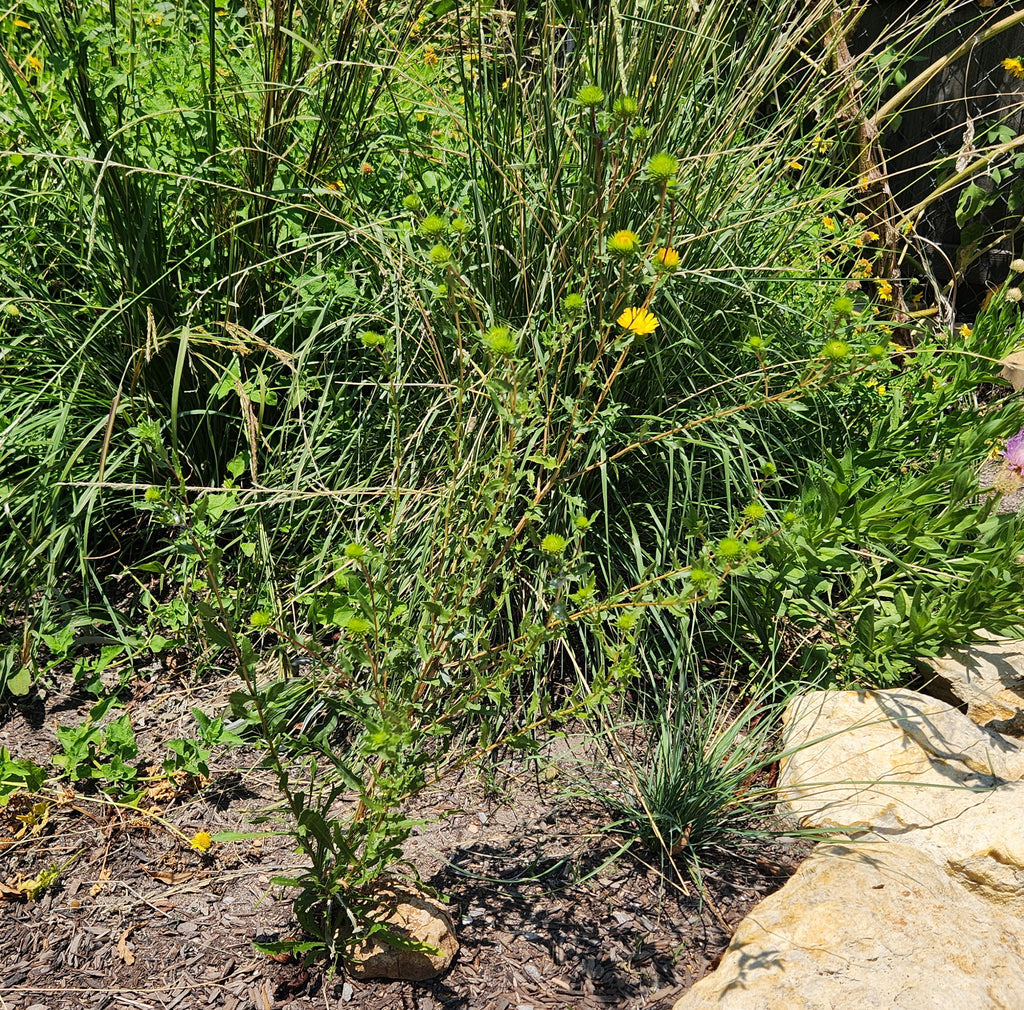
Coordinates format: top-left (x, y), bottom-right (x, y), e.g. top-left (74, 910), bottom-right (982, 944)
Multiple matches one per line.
top-left (832, 295), bottom-right (855, 318)
top-left (562, 292), bottom-right (585, 314)
top-left (575, 84), bottom-right (605, 108)
top-left (613, 95), bottom-right (639, 118)
top-left (419, 215), bottom-right (447, 237)
top-left (821, 339), bottom-right (850, 361)
top-left (429, 243), bottom-right (453, 265)
top-left (646, 152), bottom-right (679, 183)
top-left (482, 326), bottom-right (516, 356)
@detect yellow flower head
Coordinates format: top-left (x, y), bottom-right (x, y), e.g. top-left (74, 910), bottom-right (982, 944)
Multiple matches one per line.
top-left (959, 324), bottom-right (973, 338)
top-left (786, 159), bottom-right (804, 171)
top-left (876, 278), bottom-right (893, 302)
top-left (617, 307), bottom-right (659, 336)
top-left (608, 230), bottom-right (640, 257)
top-left (423, 46), bottom-right (438, 67)
top-left (190, 830), bottom-right (213, 852)
top-left (1003, 57), bottom-right (1024, 80)
top-left (653, 247), bottom-right (680, 273)
top-left (821, 216), bottom-right (836, 232)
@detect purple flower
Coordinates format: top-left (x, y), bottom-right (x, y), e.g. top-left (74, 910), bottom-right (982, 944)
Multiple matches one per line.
top-left (1005, 428), bottom-right (1024, 474)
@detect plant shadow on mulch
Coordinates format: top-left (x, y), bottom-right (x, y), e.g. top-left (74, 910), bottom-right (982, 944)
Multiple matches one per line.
top-left (0, 671), bottom-right (812, 1010)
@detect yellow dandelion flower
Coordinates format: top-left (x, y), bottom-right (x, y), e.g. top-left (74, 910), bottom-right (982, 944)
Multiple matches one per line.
top-left (190, 830), bottom-right (213, 852)
top-left (617, 307), bottom-right (659, 336)
top-left (1003, 57), bottom-right (1024, 80)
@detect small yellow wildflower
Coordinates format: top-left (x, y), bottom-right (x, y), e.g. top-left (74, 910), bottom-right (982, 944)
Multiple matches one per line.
top-left (912, 292), bottom-right (924, 307)
top-left (876, 384), bottom-right (887, 396)
top-left (852, 258), bottom-right (873, 279)
top-left (959, 324), bottom-right (973, 338)
top-left (26, 54), bottom-right (41, 73)
top-left (608, 230), bottom-right (640, 256)
top-left (813, 134), bottom-right (834, 153)
top-left (1003, 57), bottom-right (1024, 80)
top-left (821, 216), bottom-right (836, 232)
top-left (190, 830), bottom-right (213, 852)
top-left (653, 247), bottom-right (680, 273)
top-left (786, 159), bottom-right (804, 171)
top-left (617, 307), bottom-right (659, 336)
top-left (14, 18), bottom-right (30, 28)
top-left (423, 46), bottom-right (438, 67)
top-left (876, 278), bottom-right (893, 302)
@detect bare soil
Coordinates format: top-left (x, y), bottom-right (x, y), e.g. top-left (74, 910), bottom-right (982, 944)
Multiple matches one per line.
top-left (0, 668), bottom-right (811, 1010)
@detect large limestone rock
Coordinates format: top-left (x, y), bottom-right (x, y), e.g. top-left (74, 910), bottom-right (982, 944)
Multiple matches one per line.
top-left (673, 841), bottom-right (1024, 1010)
top-left (919, 638), bottom-right (1024, 735)
top-left (777, 688), bottom-right (1024, 901)
top-left (347, 883), bottom-right (458, 981)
